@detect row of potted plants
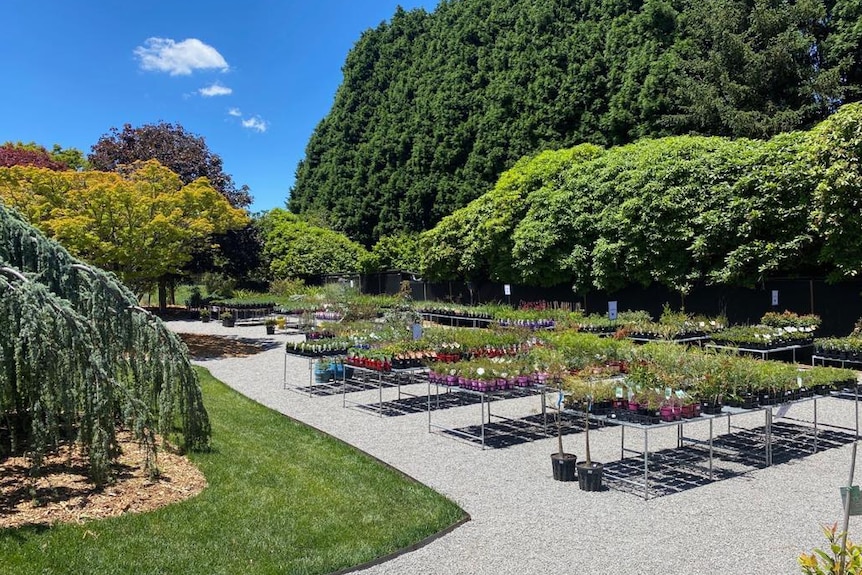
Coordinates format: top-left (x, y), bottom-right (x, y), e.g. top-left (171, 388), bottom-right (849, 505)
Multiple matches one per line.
top-left (814, 336), bottom-right (862, 361)
top-left (427, 357), bottom-right (540, 391)
top-left (709, 325), bottom-right (816, 349)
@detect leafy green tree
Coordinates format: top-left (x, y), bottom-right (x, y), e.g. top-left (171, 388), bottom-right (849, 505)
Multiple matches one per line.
top-left (420, 144), bottom-right (603, 282)
top-left (260, 209), bottom-right (368, 279)
top-left (363, 232), bottom-right (423, 273)
top-left (0, 161), bottom-right (248, 309)
top-left (49, 143), bottom-right (90, 170)
top-left (809, 102), bottom-right (862, 280)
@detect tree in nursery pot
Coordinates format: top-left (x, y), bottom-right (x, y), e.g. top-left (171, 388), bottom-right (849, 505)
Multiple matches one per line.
top-left (265, 317), bottom-right (277, 335)
top-left (220, 311), bottom-right (235, 327)
top-left (536, 348), bottom-right (577, 482)
top-left (199, 307), bottom-right (211, 323)
top-left (574, 376), bottom-right (604, 492)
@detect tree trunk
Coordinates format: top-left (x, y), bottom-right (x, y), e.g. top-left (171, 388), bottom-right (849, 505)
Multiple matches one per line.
top-left (158, 277), bottom-right (167, 313)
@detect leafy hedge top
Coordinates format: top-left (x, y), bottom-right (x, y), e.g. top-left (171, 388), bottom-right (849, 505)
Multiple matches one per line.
top-left (419, 102), bottom-right (862, 291)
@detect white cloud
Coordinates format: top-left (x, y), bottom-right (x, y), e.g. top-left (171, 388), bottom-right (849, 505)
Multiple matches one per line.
top-left (242, 116), bottom-right (268, 133)
top-left (227, 107), bottom-right (242, 117)
top-left (199, 83), bottom-right (232, 97)
top-left (135, 38), bottom-right (229, 76)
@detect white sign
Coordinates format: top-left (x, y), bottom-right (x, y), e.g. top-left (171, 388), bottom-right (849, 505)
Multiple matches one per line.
top-left (772, 290), bottom-right (779, 306)
top-left (504, 284), bottom-right (511, 296)
top-left (608, 300), bottom-right (618, 321)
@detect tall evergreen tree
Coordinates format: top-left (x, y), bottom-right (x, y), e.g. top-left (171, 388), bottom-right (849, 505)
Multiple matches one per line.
top-left (289, 0), bottom-right (859, 246)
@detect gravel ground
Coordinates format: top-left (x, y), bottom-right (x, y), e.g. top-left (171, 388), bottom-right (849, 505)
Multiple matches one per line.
top-left (167, 319), bottom-right (862, 575)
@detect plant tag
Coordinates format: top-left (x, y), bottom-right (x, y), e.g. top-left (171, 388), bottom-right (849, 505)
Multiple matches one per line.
top-left (665, 387), bottom-right (672, 399)
top-left (675, 390), bottom-right (686, 398)
top-left (797, 376), bottom-right (803, 388)
top-left (841, 486), bottom-right (862, 516)
top-left (616, 386), bottom-right (624, 398)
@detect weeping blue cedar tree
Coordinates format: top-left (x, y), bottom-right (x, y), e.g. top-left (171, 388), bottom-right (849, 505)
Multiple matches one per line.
top-left (0, 203), bottom-right (209, 485)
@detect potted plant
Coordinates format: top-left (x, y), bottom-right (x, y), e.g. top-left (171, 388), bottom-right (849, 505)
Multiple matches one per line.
top-left (265, 317), bottom-right (277, 335)
top-left (199, 307), bottom-right (211, 323)
top-left (572, 373), bottom-right (604, 492)
top-left (534, 348), bottom-right (577, 481)
top-left (220, 311), bottom-right (235, 328)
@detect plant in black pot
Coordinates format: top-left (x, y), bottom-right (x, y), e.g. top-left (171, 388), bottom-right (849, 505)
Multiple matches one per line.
top-left (220, 311), bottom-right (235, 328)
top-left (199, 307), bottom-right (211, 323)
top-left (534, 347), bottom-right (577, 482)
top-left (570, 373), bottom-right (604, 492)
top-left (265, 317), bottom-right (277, 335)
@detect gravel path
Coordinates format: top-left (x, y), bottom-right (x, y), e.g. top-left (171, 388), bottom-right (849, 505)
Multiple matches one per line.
top-left (168, 319), bottom-right (862, 575)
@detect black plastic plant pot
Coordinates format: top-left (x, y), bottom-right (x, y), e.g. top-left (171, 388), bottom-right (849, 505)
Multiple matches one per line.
top-left (551, 453), bottom-right (577, 482)
top-left (577, 462), bottom-right (604, 491)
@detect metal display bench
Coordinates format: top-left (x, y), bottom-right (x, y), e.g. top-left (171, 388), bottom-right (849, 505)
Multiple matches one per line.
top-left (562, 391), bottom-right (859, 500)
top-left (628, 335), bottom-right (711, 347)
top-left (419, 312), bottom-right (495, 328)
top-left (705, 342), bottom-right (812, 363)
top-left (812, 355), bottom-right (862, 369)
top-left (282, 351), bottom-right (344, 395)
top-left (342, 365), bottom-right (428, 416)
top-left (427, 381), bottom-right (549, 449)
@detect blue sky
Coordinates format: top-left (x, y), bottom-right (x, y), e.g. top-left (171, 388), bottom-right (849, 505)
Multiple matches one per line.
top-left (2, 0), bottom-right (439, 213)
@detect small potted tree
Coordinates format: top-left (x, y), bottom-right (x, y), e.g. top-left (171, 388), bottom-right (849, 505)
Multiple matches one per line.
top-left (265, 317), bottom-right (277, 335)
top-left (199, 307), bottom-right (211, 323)
top-left (534, 347), bottom-right (577, 481)
top-left (573, 373), bottom-right (604, 492)
top-left (220, 311), bottom-right (235, 328)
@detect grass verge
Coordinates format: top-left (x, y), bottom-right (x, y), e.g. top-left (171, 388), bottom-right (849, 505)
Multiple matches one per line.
top-left (0, 367), bottom-right (465, 575)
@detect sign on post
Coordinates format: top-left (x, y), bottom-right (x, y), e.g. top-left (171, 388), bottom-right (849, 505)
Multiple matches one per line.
top-left (840, 486), bottom-right (862, 516)
top-left (504, 284), bottom-right (511, 296)
top-left (608, 301), bottom-right (618, 321)
top-left (772, 290), bottom-right (779, 306)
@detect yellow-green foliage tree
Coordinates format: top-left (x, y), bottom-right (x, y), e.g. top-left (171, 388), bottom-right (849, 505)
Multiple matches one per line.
top-left (0, 159), bottom-right (248, 308)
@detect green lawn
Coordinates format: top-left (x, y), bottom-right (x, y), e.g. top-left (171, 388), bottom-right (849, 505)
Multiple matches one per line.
top-left (0, 368), bottom-right (465, 575)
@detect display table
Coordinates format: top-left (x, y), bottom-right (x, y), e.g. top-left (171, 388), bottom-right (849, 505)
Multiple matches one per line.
top-left (419, 312), bottom-right (495, 328)
top-left (628, 335), bottom-right (710, 346)
top-left (561, 391), bottom-right (859, 499)
top-left (342, 365), bottom-right (428, 416)
top-left (427, 381), bottom-right (549, 449)
top-left (705, 342), bottom-right (812, 363)
top-left (283, 351), bottom-right (344, 395)
top-left (812, 354), bottom-right (862, 369)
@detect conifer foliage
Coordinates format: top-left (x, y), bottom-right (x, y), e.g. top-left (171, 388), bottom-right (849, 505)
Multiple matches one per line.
top-left (0, 203), bottom-right (210, 485)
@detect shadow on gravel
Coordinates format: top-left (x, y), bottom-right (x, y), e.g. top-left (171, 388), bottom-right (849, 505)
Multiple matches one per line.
top-left (353, 392), bottom-right (484, 416)
top-left (603, 422), bottom-right (855, 498)
top-left (436, 414), bottom-right (599, 449)
top-left (179, 333), bottom-right (283, 361)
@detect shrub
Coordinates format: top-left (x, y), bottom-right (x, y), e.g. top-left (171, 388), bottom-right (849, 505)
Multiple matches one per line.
top-left (202, 272), bottom-right (236, 299)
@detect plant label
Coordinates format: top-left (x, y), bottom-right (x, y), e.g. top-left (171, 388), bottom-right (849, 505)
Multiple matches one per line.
top-left (608, 300), bottom-right (618, 321)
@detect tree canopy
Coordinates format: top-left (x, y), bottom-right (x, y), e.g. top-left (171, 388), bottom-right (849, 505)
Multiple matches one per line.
top-left (289, 0), bottom-right (861, 246)
top-left (259, 209), bottom-right (368, 279)
top-left (0, 160), bottom-right (249, 295)
top-left (0, 142), bottom-right (71, 171)
top-left (89, 122), bottom-right (251, 208)
top-left (419, 102), bottom-right (862, 293)
top-left (0, 202), bottom-right (210, 484)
